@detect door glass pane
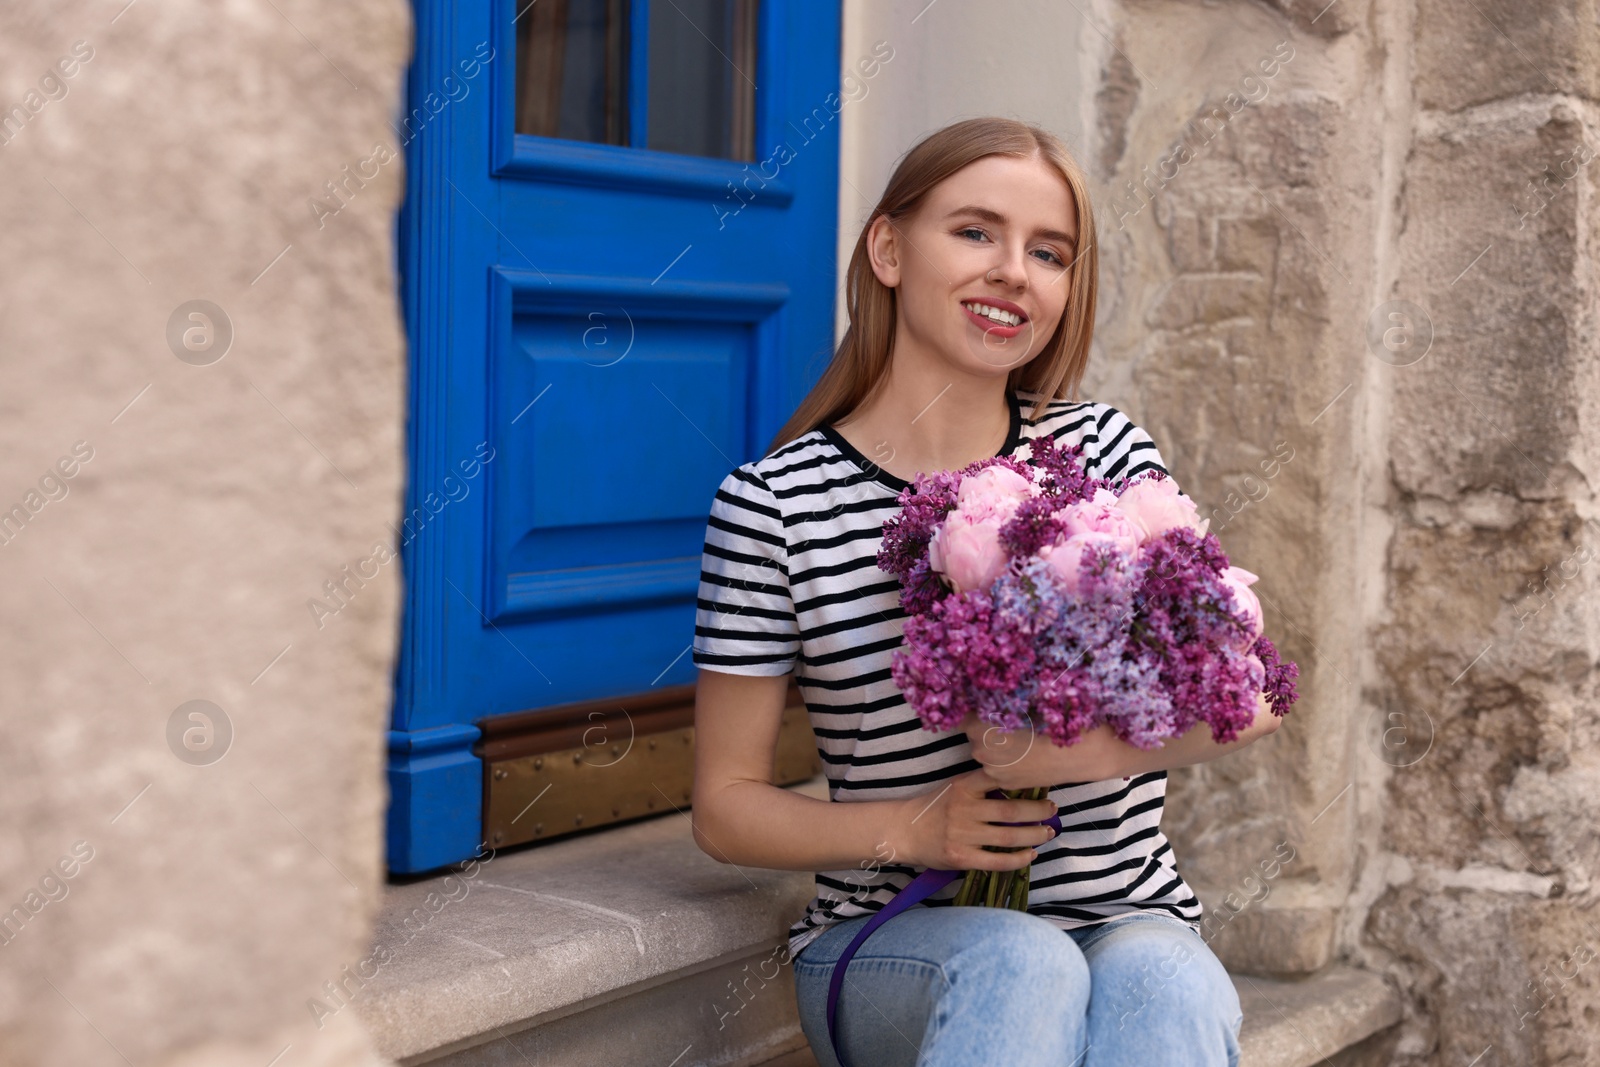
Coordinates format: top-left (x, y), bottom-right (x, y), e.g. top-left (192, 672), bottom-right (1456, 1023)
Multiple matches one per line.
top-left (515, 0), bottom-right (629, 143)
top-left (647, 0), bottom-right (758, 161)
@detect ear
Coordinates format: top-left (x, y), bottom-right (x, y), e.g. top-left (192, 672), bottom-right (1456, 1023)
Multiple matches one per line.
top-left (865, 214), bottom-right (902, 289)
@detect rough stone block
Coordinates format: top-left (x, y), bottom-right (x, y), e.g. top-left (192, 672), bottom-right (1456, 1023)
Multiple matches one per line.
top-left (1391, 103), bottom-right (1590, 501)
top-left (1366, 888), bottom-right (1600, 1065)
top-left (1147, 273), bottom-right (1270, 329)
top-left (1200, 900), bottom-right (1339, 978)
top-left (1217, 215), bottom-right (1281, 275)
top-left (1415, 0), bottom-right (1600, 111)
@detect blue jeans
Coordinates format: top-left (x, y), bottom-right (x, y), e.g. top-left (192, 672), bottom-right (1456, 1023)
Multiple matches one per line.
top-left (793, 906), bottom-right (1242, 1067)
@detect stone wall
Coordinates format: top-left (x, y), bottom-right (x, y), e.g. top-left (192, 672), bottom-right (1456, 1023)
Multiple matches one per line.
top-left (1088, 0), bottom-right (1600, 1062)
top-left (0, 2), bottom-right (410, 1064)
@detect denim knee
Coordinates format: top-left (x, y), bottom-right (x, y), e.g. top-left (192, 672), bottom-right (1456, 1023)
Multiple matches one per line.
top-left (943, 908), bottom-right (1092, 1014)
top-left (1090, 925), bottom-right (1240, 1039)
top-left (792, 908), bottom-right (1094, 1067)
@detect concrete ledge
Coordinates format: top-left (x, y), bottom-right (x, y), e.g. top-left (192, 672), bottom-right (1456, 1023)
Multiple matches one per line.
top-left (355, 777), bottom-right (827, 1064)
top-left (356, 775), bottom-right (1400, 1067)
top-left (1235, 966), bottom-right (1403, 1067)
top-left (421, 942), bottom-right (811, 1067)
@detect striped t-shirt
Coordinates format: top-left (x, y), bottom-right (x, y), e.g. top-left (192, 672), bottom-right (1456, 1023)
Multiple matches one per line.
top-left (692, 387), bottom-right (1205, 959)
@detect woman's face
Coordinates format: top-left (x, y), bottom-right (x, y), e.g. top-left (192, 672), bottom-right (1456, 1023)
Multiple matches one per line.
top-left (868, 152), bottom-right (1079, 376)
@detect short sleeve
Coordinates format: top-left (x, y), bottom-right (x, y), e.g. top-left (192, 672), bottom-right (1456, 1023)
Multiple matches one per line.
top-left (1089, 405), bottom-right (1171, 486)
top-left (691, 464), bottom-right (801, 676)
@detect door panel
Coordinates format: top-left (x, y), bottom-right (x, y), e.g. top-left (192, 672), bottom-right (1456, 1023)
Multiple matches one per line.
top-left (389, 0), bottom-right (839, 871)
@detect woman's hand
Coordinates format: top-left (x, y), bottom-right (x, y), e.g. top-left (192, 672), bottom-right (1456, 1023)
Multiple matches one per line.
top-left (961, 714), bottom-right (1127, 790)
top-left (886, 768), bottom-right (1059, 872)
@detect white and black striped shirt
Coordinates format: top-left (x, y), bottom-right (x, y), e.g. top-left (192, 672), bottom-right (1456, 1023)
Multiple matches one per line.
top-left (692, 388), bottom-right (1205, 958)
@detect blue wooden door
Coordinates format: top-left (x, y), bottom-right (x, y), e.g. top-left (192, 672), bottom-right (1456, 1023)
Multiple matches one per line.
top-left (389, 0), bottom-right (841, 872)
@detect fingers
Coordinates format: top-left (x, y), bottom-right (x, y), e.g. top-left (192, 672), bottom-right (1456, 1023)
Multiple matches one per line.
top-left (931, 769), bottom-right (1060, 870)
top-left (951, 816), bottom-right (1053, 848)
top-left (987, 796), bottom-right (1059, 825)
top-left (954, 841), bottom-right (1039, 871)
top-left (956, 769), bottom-right (1059, 829)
top-left (961, 799), bottom-right (1059, 850)
top-left (940, 840), bottom-right (1034, 871)
top-left (961, 780), bottom-right (1057, 823)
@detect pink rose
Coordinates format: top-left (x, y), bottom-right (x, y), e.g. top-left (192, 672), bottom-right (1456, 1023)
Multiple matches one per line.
top-left (1218, 565), bottom-right (1264, 646)
top-left (1039, 532), bottom-right (1130, 594)
top-left (1058, 499), bottom-right (1143, 559)
top-left (955, 465), bottom-right (1039, 523)
top-left (930, 516), bottom-right (1009, 595)
top-left (1115, 477), bottom-right (1208, 543)
top-left (928, 465), bottom-right (1040, 594)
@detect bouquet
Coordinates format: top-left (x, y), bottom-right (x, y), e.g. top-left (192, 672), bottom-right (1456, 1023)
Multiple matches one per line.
top-left (876, 431), bottom-right (1299, 911)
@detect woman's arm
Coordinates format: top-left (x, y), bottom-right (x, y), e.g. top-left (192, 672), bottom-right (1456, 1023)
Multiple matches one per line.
top-left (1116, 690), bottom-right (1283, 775)
top-left (692, 668), bottom-right (1057, 873)
top-left (965, 690), bottom-right (1283, 789)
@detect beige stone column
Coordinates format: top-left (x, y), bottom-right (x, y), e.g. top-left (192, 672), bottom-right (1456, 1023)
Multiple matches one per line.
top-left (0, 2), bottom-right (409, 1064)
top-left (1086, 0), bottom-right (1378, 979)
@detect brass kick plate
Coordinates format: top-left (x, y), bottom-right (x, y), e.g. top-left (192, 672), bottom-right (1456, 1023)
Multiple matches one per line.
top-left (484, 704), bottom-right (820, 849)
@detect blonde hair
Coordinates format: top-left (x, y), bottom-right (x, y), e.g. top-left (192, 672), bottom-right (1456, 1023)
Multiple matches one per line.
top-left (767, 116), bottom-right (1099, 454)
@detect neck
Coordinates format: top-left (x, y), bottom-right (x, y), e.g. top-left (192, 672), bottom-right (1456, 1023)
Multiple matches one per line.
top-left (832, 363), bottom-right (1015, 480)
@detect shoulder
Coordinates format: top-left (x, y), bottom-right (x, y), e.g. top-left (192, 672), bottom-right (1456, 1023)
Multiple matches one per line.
top-left (1015, 390), bottom-right (1170, 484)
top-left (1016, 389), bottom-right (1099, 437)
top-left (745, 429), bottom-right (835, 487)
top-left (707, 429), bottom-right (840, 526)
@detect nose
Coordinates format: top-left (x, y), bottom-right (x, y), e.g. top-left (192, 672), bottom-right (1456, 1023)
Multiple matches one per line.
top-left (987, 244), bottom-right (1029, 289)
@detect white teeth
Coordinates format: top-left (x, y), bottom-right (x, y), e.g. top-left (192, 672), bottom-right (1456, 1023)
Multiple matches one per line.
top-left (963, 301), bottom-right (1022, 327)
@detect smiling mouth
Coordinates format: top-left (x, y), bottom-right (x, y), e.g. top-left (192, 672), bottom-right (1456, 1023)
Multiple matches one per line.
top-left (961, 300), bottom-right (1026, 327)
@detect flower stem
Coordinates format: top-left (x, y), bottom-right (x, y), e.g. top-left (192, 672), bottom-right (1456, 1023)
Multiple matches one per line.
top-left (1009, 863), bottom-right (1030, 911)
top-left (955, 786), bottom-right (1050, 910)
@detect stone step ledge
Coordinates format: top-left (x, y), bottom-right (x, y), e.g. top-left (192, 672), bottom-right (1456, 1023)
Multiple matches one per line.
top-left (1232, 965), bottom-right (1403, 1067)
top-left (355, 775), bottom-right (1400, 1067)
top-left (355, 777), bottom-right (828, 1065)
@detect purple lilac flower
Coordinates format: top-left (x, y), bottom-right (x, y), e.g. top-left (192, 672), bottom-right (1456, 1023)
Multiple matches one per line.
top-left (1253, 635), bottom-right (1300, 716)
top-left (882, 435), bottom-right (1300, 750)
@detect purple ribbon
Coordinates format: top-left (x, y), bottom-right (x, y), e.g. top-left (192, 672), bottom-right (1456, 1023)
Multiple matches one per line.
top-left (824, 790), bottom-right (1063, 1067)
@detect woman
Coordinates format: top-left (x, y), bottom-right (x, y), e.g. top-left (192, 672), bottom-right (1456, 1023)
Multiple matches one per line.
top-left (690, 116), bottom-right (1277, 1067)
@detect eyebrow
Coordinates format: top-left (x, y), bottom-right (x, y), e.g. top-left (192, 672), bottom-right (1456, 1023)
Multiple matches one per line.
top-left (943, 205), bottom-right (1077, 247)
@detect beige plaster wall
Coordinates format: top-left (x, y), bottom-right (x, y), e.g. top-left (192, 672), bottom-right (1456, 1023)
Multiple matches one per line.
top-left (836, 0), bottom-right (1089, 350)
top-left (0, 2), bottom-right (410, 1064)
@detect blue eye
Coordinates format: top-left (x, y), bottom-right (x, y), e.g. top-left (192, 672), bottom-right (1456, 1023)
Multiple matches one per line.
top-left (957, 225), bottom-right (1066, 266)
